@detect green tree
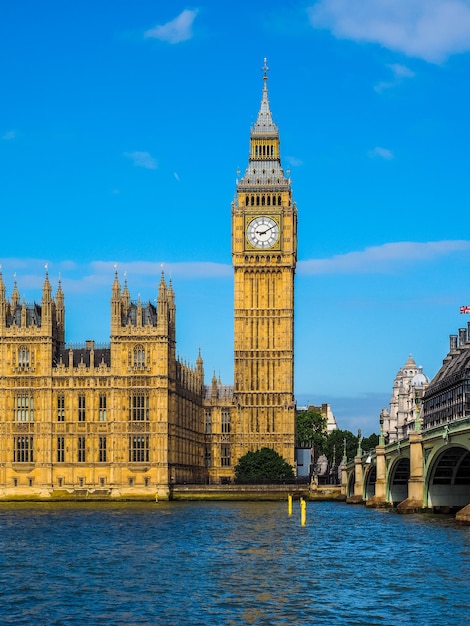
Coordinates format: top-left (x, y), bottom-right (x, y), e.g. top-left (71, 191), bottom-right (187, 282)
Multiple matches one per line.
top-left (323, 429), bottom-right (358, 465)
top-left (362, 433), bottom-right (379, 452)
top-left (295, 410), bottom-right (327, 457)
top-left (234, 447), bottom-right (294, 483)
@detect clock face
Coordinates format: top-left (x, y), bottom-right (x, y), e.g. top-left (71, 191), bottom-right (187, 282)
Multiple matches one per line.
top-left (247, 216), bottom-right (280, 249)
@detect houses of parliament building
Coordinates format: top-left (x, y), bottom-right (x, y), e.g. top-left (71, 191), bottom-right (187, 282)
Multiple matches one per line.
top-left (0, 64), bottom-right (298, 499)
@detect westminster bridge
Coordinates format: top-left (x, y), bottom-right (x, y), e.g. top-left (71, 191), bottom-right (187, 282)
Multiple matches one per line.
top-left (342, 415), bottom-right (470, 523)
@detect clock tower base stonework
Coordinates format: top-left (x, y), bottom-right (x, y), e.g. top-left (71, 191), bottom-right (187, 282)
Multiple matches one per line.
top-left (230, 62), bottom-right (297, 469)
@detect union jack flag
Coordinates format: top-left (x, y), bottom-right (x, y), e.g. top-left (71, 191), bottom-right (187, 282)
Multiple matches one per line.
top-left (460, 305), bottom-right (470, 314)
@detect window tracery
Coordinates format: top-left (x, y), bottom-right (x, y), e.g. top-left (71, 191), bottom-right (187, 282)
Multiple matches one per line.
top-left (134, 345), bottom-right (145, 367)
top-left (18, 346), bottom-right (30, 368)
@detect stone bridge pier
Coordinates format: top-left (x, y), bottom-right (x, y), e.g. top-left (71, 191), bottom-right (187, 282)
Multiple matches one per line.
top-left (343, 417), bottom-right (470, 523)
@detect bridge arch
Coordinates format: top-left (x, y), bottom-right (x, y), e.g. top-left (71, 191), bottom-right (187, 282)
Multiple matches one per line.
top-left (426, 444), bottom-right (470, 510)
top-left (347, 470), bottom-right (355, 498)
top-left (388, 456), bottom-right (410, 505)
top-left (364, 463), bottom-right (376, 500)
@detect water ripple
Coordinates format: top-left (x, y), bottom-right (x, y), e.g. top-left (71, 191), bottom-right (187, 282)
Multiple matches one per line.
top-left (0, 501), bottom-right (469, 624)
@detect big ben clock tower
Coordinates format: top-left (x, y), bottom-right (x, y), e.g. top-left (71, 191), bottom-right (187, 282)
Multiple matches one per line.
top-left (232, 60), bottom-right (297, 466)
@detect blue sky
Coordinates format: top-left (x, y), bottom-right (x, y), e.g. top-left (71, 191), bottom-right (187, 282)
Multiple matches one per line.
top-left (1, 1), bottom-right (470, 434)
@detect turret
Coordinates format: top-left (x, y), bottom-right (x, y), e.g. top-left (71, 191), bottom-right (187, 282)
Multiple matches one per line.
top-left (11, 277), bottom-right (20, 310)
top-left (157, 271), bottom-right (169, 332)
top-left (211, 371), bottom-right (218, 404)
top-left (136, 295), bottom-right (142, 328)
top-left (111, 269), bottom-right (122, 333)
top-left (121, 277), bottom-right (130, 319)
top-left (41, 268), bottom-right (53, 330)
top-left (21, 298), bottom-right (27, 327)
top-left (167, 278), bottom-right (176, 340)
top-left (0, 266), bottom-right (5, 332)
top-left (55, 279), bottom-right (65, 345)
top-left (196, 348), bottom-right (204, 380)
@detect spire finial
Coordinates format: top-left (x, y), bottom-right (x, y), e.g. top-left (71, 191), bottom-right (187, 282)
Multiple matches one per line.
top-left (263, 57), bottom-right (269, 78)
top-left (251, 59), bottom-right (277, 135)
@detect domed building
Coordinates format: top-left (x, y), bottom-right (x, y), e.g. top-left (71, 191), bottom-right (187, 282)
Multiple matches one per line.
top-left (380, 355), bottom-right (430, 442)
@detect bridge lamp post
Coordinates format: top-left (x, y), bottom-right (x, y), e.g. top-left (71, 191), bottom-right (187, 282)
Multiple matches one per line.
top-left (414, 391), bottom-right (423, 433)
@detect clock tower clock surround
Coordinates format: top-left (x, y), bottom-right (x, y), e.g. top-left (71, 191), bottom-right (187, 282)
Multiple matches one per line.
top-left (232, 60), bottom-right (297, 467)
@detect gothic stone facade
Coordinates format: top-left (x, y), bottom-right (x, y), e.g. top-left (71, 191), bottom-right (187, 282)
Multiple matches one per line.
top-left (0, 66), bottom-right (297, 497)
top-left (0, 271), bottom-right (207, 499)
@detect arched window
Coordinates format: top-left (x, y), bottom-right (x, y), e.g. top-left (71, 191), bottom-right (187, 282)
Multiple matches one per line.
top-left (15, 394), bottom-right (34, 422)
top-left (134, 345), bottom-right (145, 367)
top-left (18, 346), bottom-right (30, 368)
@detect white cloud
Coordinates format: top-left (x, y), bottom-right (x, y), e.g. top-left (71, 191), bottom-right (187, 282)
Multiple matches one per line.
top-left (285, 156), bottom-right (303, 167)
top-left (123, 151), bottom-right (158, 170)
top-left (174, 172), bottom-right (180, 182)
top-left (368, 146), bottom-right (394, 160)
top-left (92, 260), bottom-right (231, 280)
top-left (8, 241), bottom-right (462, 292)
top-left (299, 240), bottom-right (470, 275)
top-left (4, 240), bottom-right (469, 295)
top-left (308, 0), bottom-right (470, 63)
top-left (3, 130), bottom-right (16, 140)
top-left (0, 258), bottom-right (232, 297)
top-left (144, 9), bottom-right (199, 44)
top-left (389, 63), bottom-right (415, 79)
top-left (375, 63), bottom-right (415, 92)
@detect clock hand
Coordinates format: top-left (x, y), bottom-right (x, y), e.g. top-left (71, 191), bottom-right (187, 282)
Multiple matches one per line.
top-left (256, 225), bottom-right (275, 235)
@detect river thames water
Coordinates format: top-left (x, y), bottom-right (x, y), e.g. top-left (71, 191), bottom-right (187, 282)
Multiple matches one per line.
top-left (0, 500), bottom-right (469, 625)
